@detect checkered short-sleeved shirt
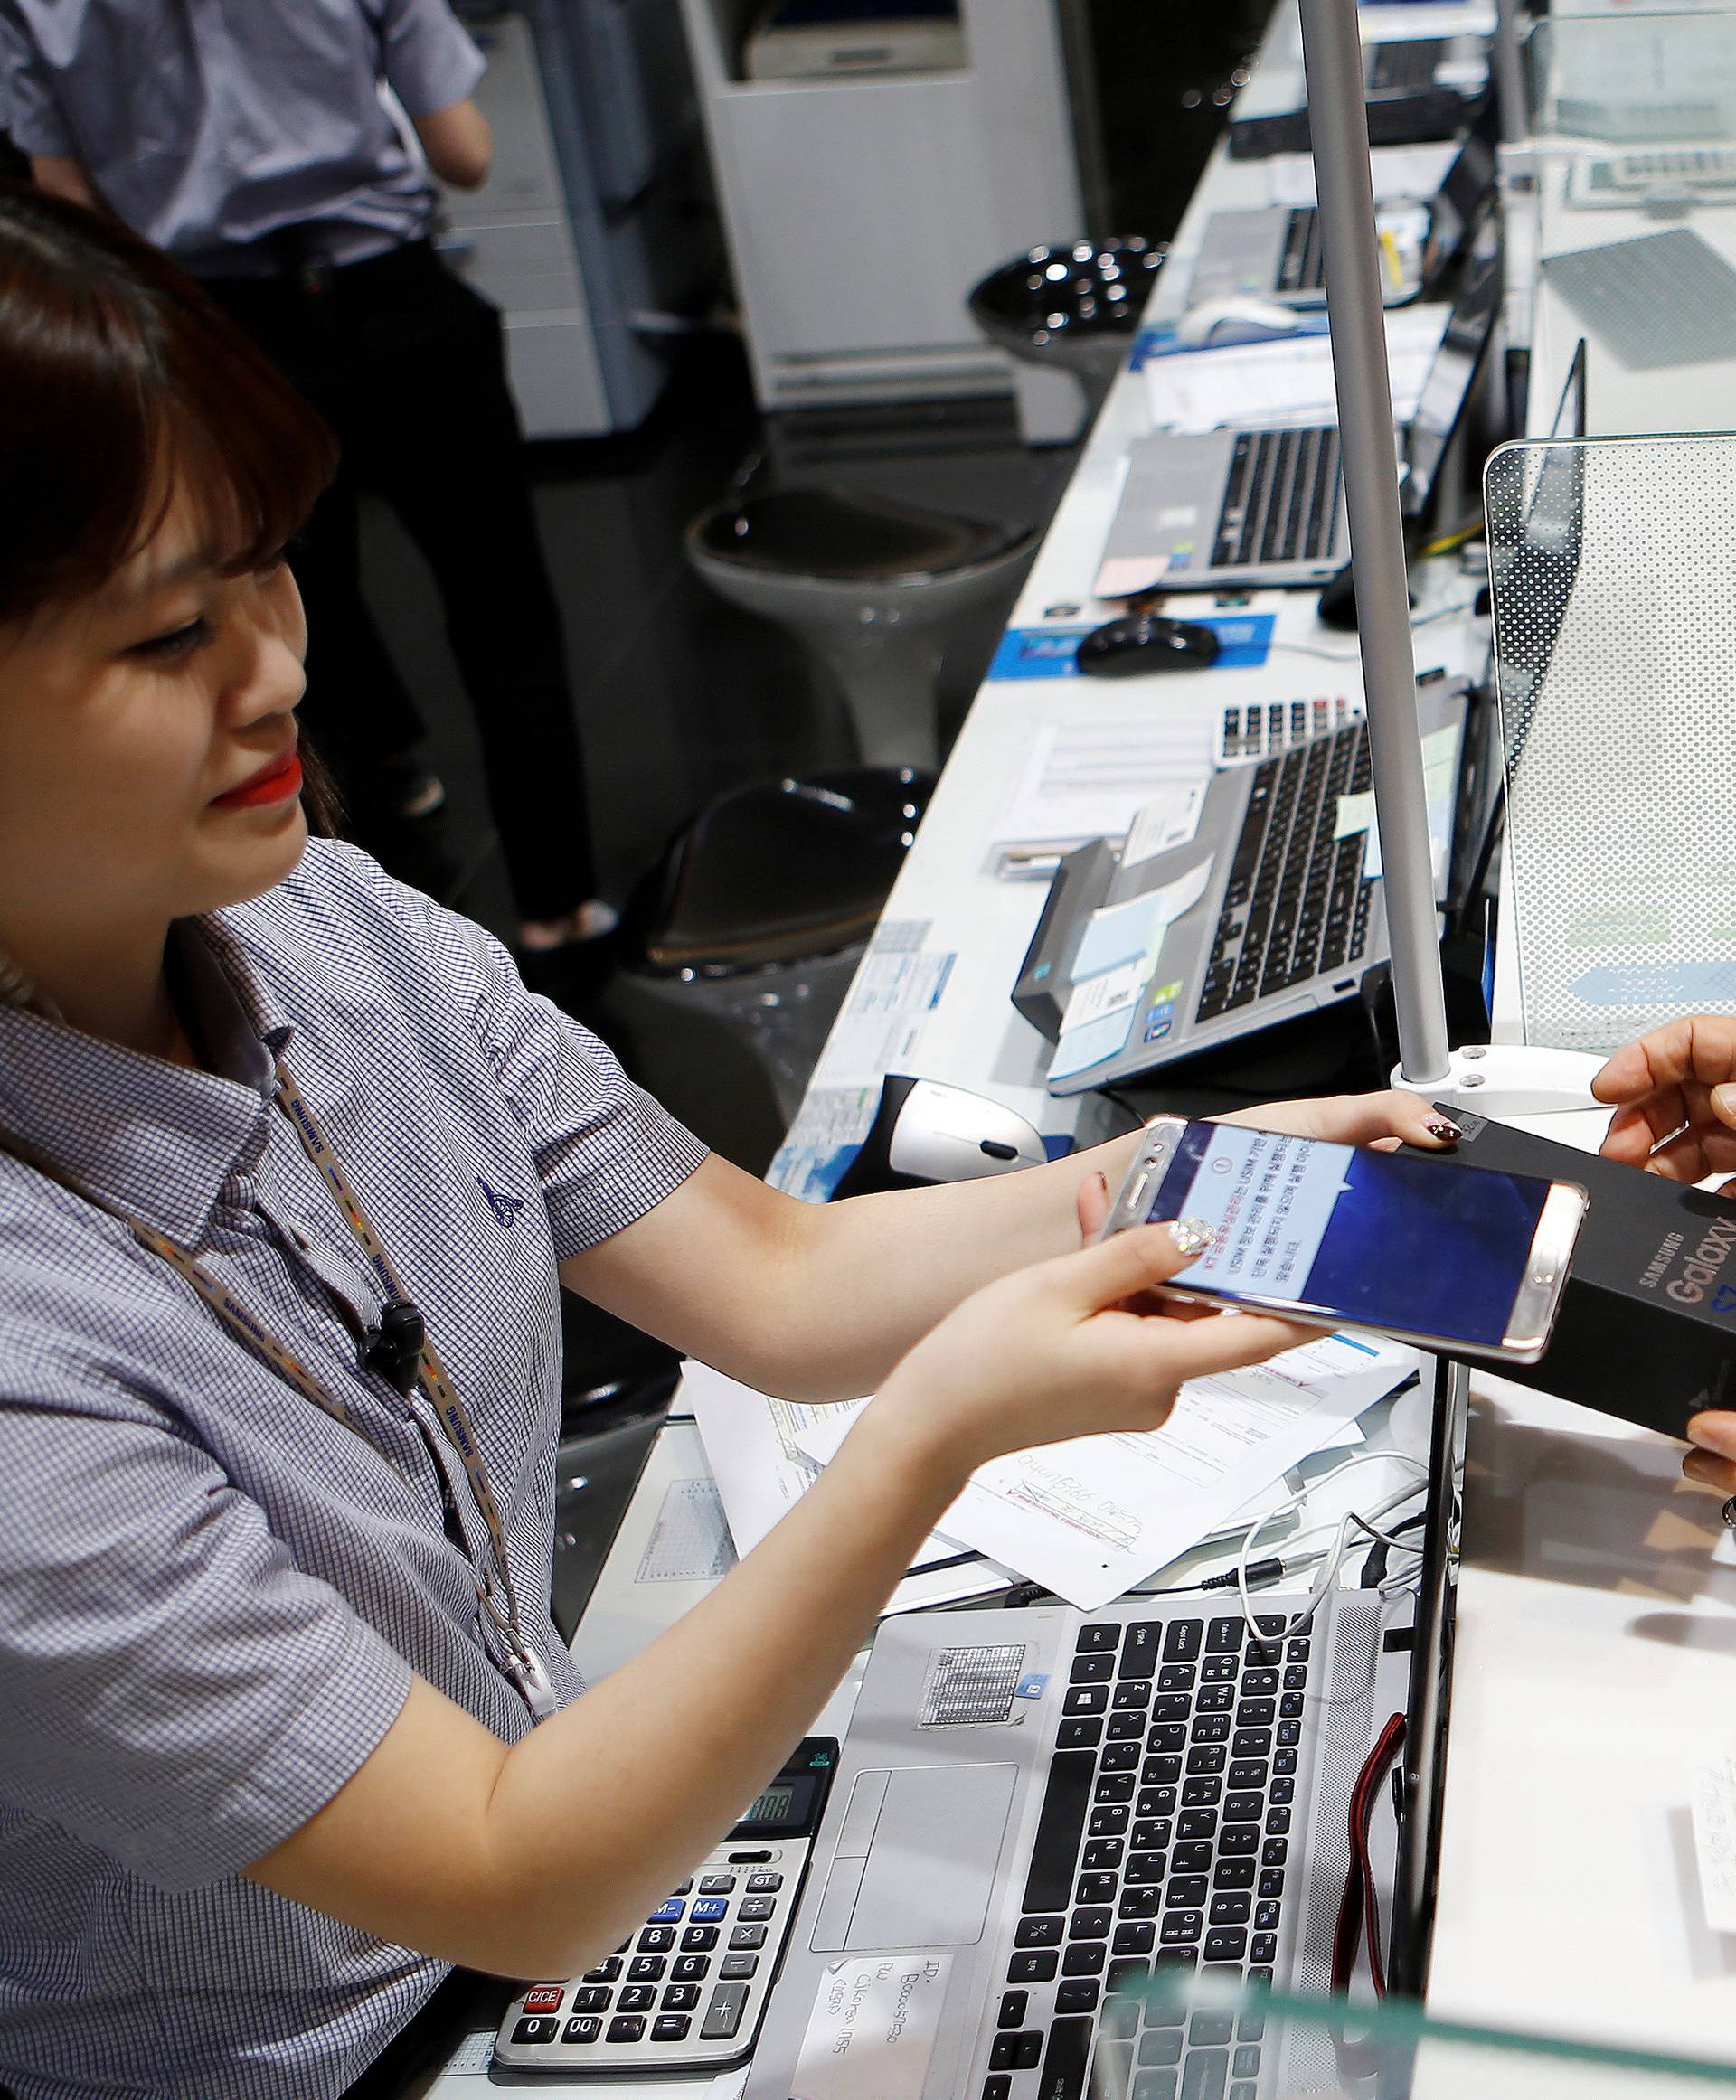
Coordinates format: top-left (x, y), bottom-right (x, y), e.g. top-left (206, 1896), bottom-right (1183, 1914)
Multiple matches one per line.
top-left (0, 840), bottom-right (707, 2100)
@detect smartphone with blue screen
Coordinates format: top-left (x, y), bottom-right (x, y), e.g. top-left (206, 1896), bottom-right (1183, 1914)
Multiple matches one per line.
top-left (1103, 1117), bottom-right (1588, 1362)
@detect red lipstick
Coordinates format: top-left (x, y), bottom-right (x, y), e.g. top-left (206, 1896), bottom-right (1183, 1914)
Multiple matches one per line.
top-left (214, 747), bottom-right (302, 810)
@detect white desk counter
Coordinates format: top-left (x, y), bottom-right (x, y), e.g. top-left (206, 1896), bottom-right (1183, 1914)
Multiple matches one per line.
top-left (1432, 1377), bottom-right (1736, 2058)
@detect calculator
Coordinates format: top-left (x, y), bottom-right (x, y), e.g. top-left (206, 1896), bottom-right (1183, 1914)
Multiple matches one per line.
top-left (493, 1738), bottom-right (838, 2077)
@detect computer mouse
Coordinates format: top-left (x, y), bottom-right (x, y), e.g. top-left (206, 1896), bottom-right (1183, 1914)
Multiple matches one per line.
top-left (1316, 560), bottom-right (1416, 632)
top-left (1316, 562), bottom-right (1360, 630)
top-left (1173, 295), bottom-right (1315, 349)
top-left (1076, 613), bottom-right (1222, 677)
top-left (830, 1075), bottom-right (1050, 1199)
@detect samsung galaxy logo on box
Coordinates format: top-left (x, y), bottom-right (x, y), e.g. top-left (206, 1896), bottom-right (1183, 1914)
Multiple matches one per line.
top-left (1665, 1218), bottom-right (1736, 1304)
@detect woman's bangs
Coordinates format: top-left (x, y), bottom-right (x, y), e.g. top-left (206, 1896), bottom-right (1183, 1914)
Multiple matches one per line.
top-left (157, 381), bottom-right (334, 581)
top-left (154, 292), bottom-right (335, 577)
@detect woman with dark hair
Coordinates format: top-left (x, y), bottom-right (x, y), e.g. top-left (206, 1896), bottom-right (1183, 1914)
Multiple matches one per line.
top-left (0, 0), bottom-right (615, 984)
top-left (0, 184), bottom-right (1455, 2100)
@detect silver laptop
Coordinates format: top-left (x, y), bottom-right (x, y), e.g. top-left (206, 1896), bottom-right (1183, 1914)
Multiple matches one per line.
top-left (1096, 221), bottom-right (1499, 599)
top-left (1189, 100), bottom-right (1498, 312)
top-left (1012, 682), bottom-right (1468, 1095)
top-left (1230, 32), bottom-right (1487, 158)
top-left (745, 1586), bottom-right (1410, 2100)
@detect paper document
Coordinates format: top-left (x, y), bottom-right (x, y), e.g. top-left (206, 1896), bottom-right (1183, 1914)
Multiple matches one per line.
top-left (1123, 783), bottom-right (1208, 868)
top-left (1694, 1756), bottom-right (1736, 1935)
top-left (815, 919), bottom-right (954, 1086)
top-left (1267, 140), bottom-right (1458, 210)
top-left (1051, 858), bottom-right (1213, 1079)
top-left (684, 1364), bottom-right (1016, 1612)
top-left (1142, 305), bottom-right (1449, 434)
top-left (1060, 956), bottom-right (1148, 1036)
top-left (797, 1332), bottom-right (1420, 1612)
top-left (994, 720), bottom-right (1215, 850)
top-left (769, 1084), bottom-right (882, 1204)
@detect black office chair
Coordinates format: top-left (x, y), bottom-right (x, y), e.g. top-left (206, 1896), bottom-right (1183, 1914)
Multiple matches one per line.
top-left (609, 767), bottom-right (934, 1165)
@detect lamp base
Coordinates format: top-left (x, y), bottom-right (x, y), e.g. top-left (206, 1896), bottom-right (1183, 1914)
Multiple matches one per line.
top-left (1389, 1044), bottom-right (1607, 1117)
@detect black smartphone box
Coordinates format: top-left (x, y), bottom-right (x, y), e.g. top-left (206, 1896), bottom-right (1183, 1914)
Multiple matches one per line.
top-left (1403, 1105), bottom-right (1736, 1438)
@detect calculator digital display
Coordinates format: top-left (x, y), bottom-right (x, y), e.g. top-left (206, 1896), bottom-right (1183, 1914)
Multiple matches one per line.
top-left (731, 1773), bottom-right (821, 1838)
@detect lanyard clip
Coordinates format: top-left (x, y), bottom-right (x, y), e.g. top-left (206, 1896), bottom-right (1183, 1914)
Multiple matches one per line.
top-left (363, 1297), bottom-right (425, 1396)
top-left (511, 1643), bottom-right (559, 1721)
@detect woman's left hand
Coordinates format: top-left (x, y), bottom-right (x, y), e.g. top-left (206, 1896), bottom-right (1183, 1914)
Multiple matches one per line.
top-left (1075, 1088), bottom-right (1458, 1239)
top-left (1215, 1088), bottom-right (1461, 1153)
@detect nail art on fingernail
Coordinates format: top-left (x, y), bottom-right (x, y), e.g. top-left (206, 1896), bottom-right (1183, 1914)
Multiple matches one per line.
top-left (1169, 1216), bottom-right (1214, 1258)
top-left (1429, 1122), bottom-right (1461, 1142)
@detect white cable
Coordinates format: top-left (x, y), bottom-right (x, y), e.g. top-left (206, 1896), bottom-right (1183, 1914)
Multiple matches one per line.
top-left (1233, 1453), bottom-right (1431, 1644)
top-left (1266, 591), bottom-right (1485, 668)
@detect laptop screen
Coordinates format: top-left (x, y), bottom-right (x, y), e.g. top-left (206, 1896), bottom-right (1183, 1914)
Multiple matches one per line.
top-left (1429, 96), bottom-right (1502, 271)
top-left (1386, 1355), bottom-right (1468, 2008)
top-left (1404, 213), bottom-right (1503, 510)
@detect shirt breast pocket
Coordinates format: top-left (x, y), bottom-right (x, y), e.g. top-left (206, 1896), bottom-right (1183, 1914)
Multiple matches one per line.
top-left (420, 1120), bottom-right (564, 1451)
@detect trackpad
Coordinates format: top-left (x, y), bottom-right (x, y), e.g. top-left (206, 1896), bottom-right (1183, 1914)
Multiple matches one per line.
top-left (844, 1764), bottom-right (1018, 1949)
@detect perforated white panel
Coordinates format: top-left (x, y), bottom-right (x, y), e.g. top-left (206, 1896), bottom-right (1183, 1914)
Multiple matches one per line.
top-left (1486, 433), bottom-right (1736, 1054)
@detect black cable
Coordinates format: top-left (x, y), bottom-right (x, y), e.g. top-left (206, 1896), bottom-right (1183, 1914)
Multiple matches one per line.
top-left (1095, 1087), bottom-right (1152, 1135)
top-left (1359, 1509), bottom-right (1428, 1589)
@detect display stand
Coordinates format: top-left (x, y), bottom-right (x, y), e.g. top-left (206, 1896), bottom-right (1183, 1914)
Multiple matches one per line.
top-left (1297, 0), bottom-right (1600, 1115)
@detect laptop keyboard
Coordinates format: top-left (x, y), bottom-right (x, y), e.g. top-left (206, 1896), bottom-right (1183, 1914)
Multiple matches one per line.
top-left (1211, 428), bottom-right (1342, 571)
top-left (1196, 723), bottom-right (1373, 1024)
top-left (985, 1612), bottom-right (1307, 2100)
top-left (1368, 36), bottom-right (1444, 93)
top-left (1540, 229), bottom-right (1736, 373)
top-left (1276, 209), bottom-right (1325, 294)
top-left (1590, 146), bottom-right (1736, 193)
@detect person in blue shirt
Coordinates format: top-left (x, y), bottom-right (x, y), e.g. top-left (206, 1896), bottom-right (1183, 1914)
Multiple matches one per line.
top-left (0, 0), bottom-right (617, 993)
top-left (0, 185), bottom-right (1458, 2100)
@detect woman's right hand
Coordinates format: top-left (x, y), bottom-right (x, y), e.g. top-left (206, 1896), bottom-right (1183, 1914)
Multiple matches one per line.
top-left (867, 1220), bottom-right (1315, 1481)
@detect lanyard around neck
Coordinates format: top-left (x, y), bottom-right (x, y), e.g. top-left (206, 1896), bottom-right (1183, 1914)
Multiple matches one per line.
top-left (1, 1062), bottom-right (556, 1720)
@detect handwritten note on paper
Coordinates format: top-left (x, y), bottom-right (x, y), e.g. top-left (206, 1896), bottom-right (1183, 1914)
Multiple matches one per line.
top-left (791, 1955), bottom-right (953, 2100)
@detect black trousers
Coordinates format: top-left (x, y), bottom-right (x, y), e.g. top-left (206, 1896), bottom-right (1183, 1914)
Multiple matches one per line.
top-left (202, 242), bottom-right (598, 921)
